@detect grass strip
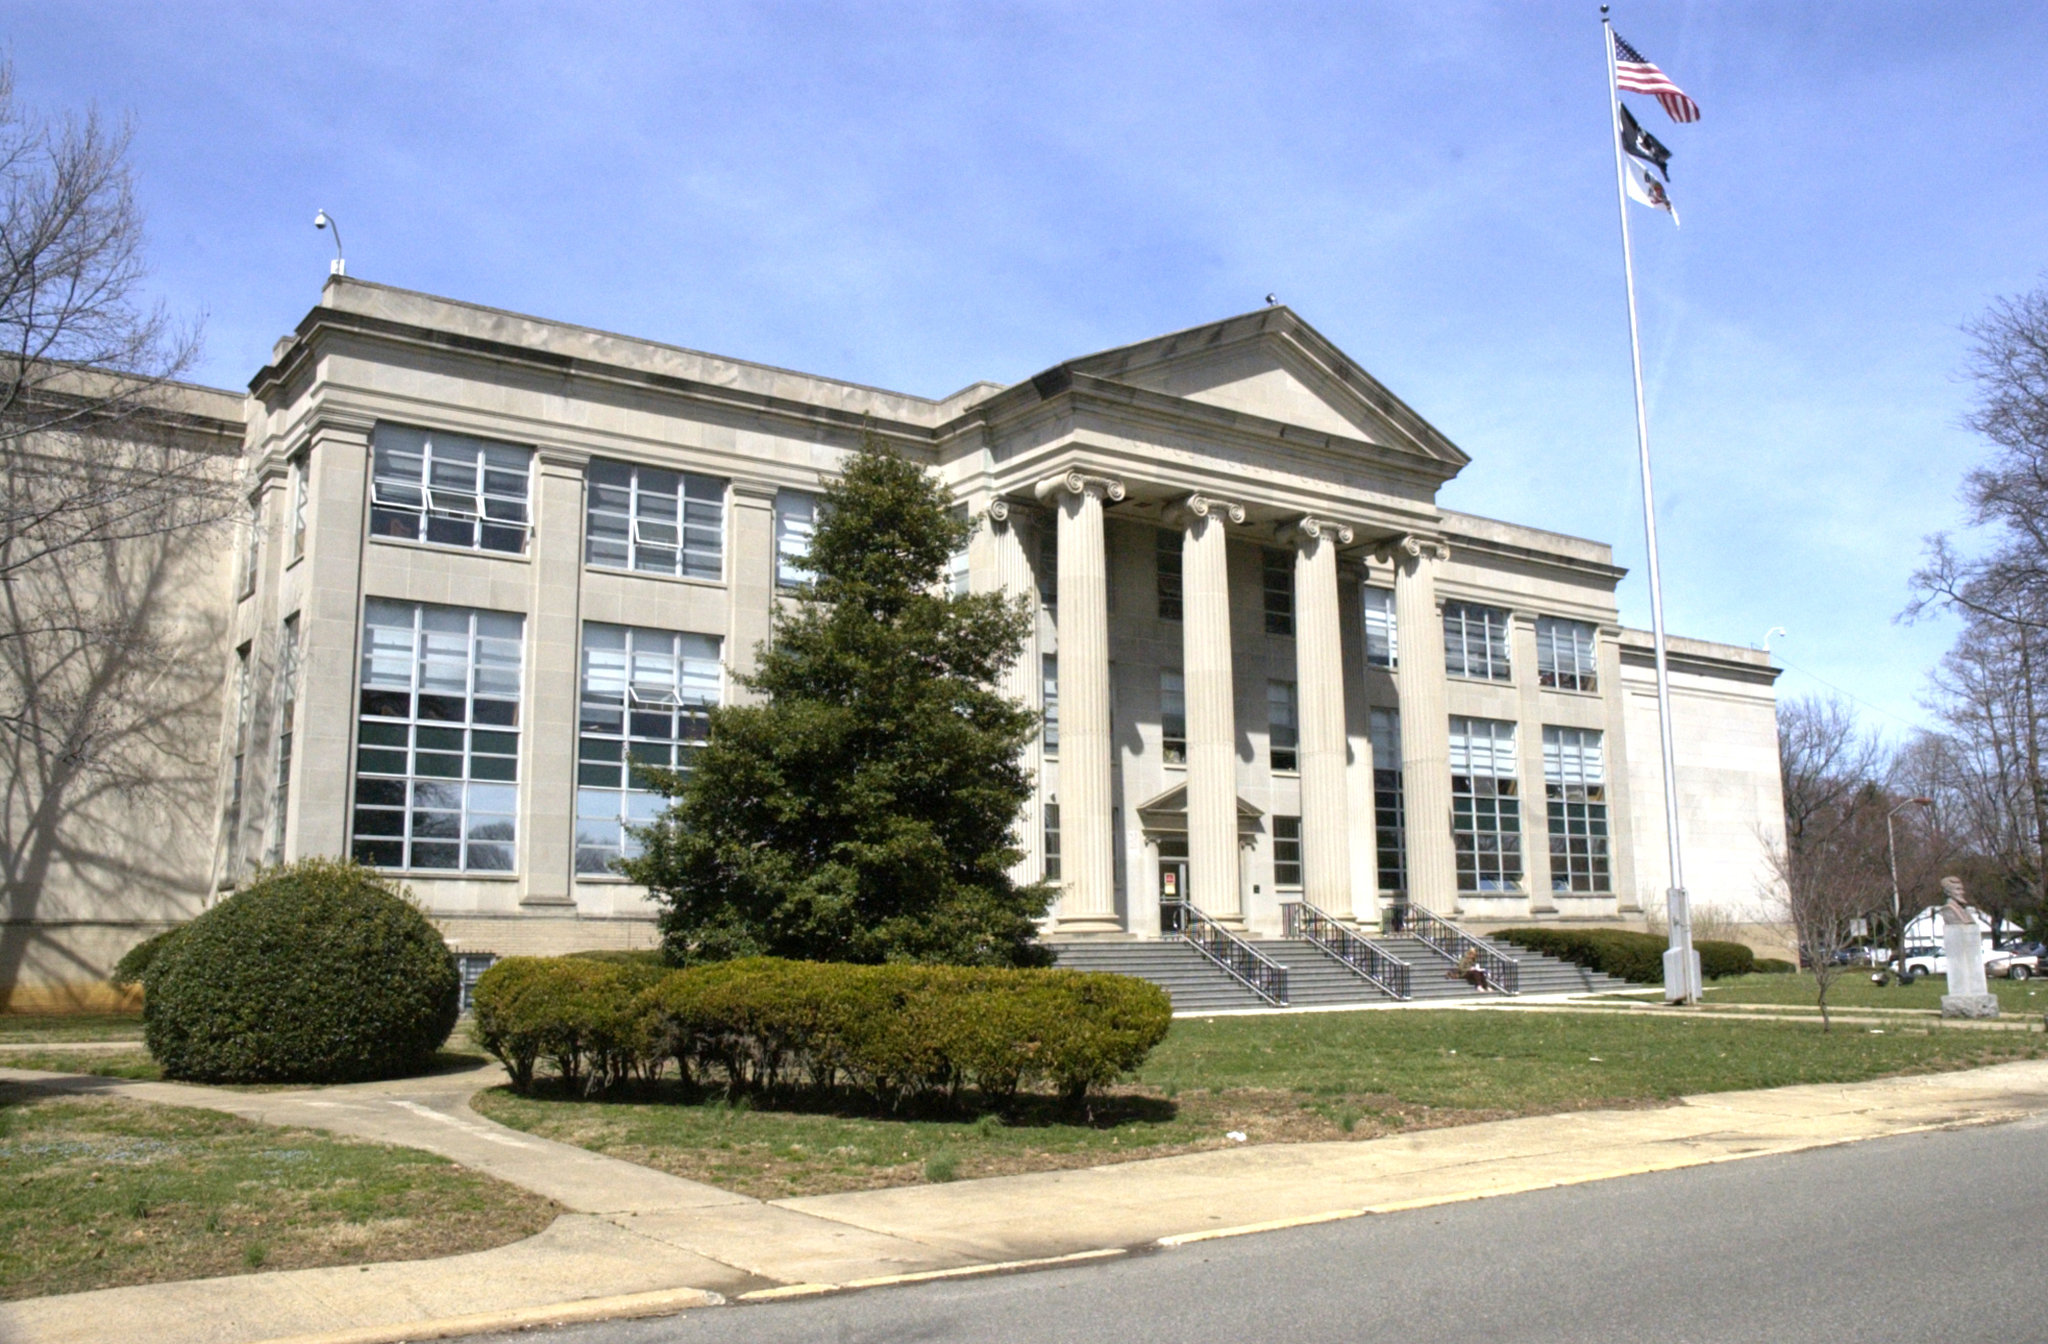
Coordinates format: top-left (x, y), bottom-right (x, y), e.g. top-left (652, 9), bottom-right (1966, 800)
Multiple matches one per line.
top-left (1704, 971), bottom-right (2048, 1012)
top-left (0, 1014), bottom-right (143, 1045)
top-left (473, 1008), bottom-right (2047, 1200)
top-left (0, 1086), bottom-right (556, 1300)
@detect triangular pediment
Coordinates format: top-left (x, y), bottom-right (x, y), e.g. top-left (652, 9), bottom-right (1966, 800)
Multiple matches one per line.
top-left (1134, 782), bottom-right (1264, 833)
top-left (1056, 308), bottom-right (1469, 474)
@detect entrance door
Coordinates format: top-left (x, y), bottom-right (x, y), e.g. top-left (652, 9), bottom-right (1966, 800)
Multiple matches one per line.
top-left (1159, 859), bottom-right (1189, 932)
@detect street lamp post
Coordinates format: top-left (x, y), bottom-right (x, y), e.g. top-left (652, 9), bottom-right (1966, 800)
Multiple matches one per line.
top-left (1886, 796), bottom-right (1934, 982)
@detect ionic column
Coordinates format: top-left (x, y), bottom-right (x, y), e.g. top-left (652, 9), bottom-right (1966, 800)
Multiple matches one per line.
top-left (1180, 494), bottom-right (1245, 923)
top-left (1289, 516), bottom-right (1356, 919)
top-left (987, 499), bottom-right (1042, 882)
top-left (1034, 471), bottom-right (1124, 932)
top-left (1387, 535), bottom-right (1458, 915)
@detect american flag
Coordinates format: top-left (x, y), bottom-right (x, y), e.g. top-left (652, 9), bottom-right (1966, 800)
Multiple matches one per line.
top-left (1613, 32), bottom-right (1700, 124)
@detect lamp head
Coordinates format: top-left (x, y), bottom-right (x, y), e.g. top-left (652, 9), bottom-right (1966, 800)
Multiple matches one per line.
top-left (314, 210), bottom-right (330, 230)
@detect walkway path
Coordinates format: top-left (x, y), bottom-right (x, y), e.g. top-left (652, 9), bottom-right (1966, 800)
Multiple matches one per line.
top-left (6, 1057), bottom-right (2048, 1344)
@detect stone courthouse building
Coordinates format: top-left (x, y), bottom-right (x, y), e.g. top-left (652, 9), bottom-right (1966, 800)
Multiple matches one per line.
top-left (4, 277), bottom-right (1786, 1006)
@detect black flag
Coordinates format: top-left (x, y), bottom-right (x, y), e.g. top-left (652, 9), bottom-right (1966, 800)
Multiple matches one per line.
top-left (1618, 102), bottom-right (1672, 180)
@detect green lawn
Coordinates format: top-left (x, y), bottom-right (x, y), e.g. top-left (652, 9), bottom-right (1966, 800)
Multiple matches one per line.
top-left (473, 1008), bottom-right (2048, 1199)
top-left (0, 1086), bottom-right (556, 1300)
top-left (1704, 972), bottom-right (2048, 1013)
top-left (0, 1013), bottom-right (143, 1044)
top-left (0, 1049), bottom-right (160, 1080)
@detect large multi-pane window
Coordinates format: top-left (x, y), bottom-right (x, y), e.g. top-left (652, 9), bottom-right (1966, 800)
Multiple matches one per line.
top-left (241, 499), bottom-right (261, 597)
top-left (1042, 801), bottom-right (1062, 881)
top-left (290, 455), bottom-right (309, 561)
top-left (1156, 528), bottom-right (1182, 621)
top-left (1160, 670), bottom-right (1187, 764)
top-left (946, 505), bottom-right (972, 595)
top-left (575, 624), bottom-right (722, 875)
top-left (1363, 586), bottom-right (1397, 668)
top-left (1041, 654), bottom-right (1059, 753)
top-left (775, 490), bottom-right (817, 587)
top-left (369, 424), bottom-right (531, 554)
top-left (1268, 679), bottom-right (1298, 772)
top-left (1273, 816), bottom-right (1303, 888)
top-left (1371, 709), bottom-right (1405, 893)
top-left (268, 614), bottom-right (301, 866)
top-left (1443, 601), bottom-right (1513, 681)
top-left (1536, 617), bottom-right (1598, 692)
top-left (226, 644), bottom-right (251, 871)
top-left (1263, 548), bottom-right (1294, 635)
top-left (352, 601), bottom-right (523, 872)
top-left (1544, 726), bottom-right (1611, 892)
top-left (1038, 524), bottom-right (1057, 611)
top-left (586, 460), bottom-right (725, 579)
top-left (1450, 715), bottom-right (1521, 891)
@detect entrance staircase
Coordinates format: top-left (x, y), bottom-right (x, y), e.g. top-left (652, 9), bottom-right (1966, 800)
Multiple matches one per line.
top-left (1049, 906), bottom-right (1635, 1014)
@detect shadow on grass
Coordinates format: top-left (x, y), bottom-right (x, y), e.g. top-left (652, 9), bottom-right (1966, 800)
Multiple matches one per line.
top-left (507, 1074), bottom-right (1181, 1131)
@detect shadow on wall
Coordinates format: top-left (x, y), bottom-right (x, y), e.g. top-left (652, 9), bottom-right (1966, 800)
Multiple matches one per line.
top-left (0, 514), bottom-right (231, 1010)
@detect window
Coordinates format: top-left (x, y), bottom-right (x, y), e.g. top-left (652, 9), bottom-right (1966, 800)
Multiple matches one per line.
top-left (352, 601), bottom-right (523, 872)
top-left (456, 953), bottom-right (498, 1014)
top-left (226, 644), bottom-right (251, 871)
top-left (290, 455), bottom-right (309, 561)
top-left (370, 424), bottom-right (531, 554)
top-left (1536, 617), bottom-right (1598, 692)
top-left (586, 459), bottom-right (725, 578)
top-left (1160, 670), bottom-right (1186, 765)
top-left (1263, 547), bottom-right (1294, 636)
top-left (1273, 816), bottom-right (1302, 888)
top-left (775, 490), bottom-right (817, 587)
top-left (268, 614), bottom-right (301, 866)
top-left (1544, 726), bottom-right (1611, 893)
top-left (241, 499), bottom-right (261, 597)
top-left (1043, 801), bottom-right (1061, 881)
top-left (576, 624), bottom-right (722, 875)
top-left (1443, 601), bottom-right (1512, 681)
top-left (947, 505), bottom-right (971, 595)
top-left (1038, 522), bottom-right (1058, 612)
top-left (1156, 528), bottom-right (1182, 621)
top-left (1041, 654), bottom-right (1059, 753)
top-left (1449, 715), bottom-right (1521, 891)
top-left (1268, 679), bottom-right (1298, 772)
top-left (1371, 709), bottom-right (1405, 893)
top-left (1363, 586), bottom-right (1397, 668)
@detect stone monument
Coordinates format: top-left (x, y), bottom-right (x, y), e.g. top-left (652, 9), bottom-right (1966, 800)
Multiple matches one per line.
top-left (1937, 876), bottom-right (1999, 1019)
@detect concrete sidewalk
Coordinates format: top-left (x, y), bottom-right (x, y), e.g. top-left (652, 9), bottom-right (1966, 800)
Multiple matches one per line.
top-left (6, 1058), bottom-right (2048, 1344)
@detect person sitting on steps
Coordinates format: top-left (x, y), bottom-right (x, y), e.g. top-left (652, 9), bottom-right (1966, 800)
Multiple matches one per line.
top-left (1449, 946), bottom-right (1490, 992)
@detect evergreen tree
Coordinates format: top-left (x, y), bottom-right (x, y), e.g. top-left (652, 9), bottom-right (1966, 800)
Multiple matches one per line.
top-left (624, 435), bottom-right (1050, 965)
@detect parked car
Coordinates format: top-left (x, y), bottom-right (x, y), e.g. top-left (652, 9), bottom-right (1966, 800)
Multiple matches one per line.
top-left (1886, 945), bottom-right (1947, 980)
top-left (1986, 943), bottom-right (2045, 980)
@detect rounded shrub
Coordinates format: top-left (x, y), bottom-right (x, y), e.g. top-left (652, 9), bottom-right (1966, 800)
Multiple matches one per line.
top-left (143, 859), bottom-right (460, 1083)
top-left (111, 926), bottom-right (187, 990)
top-left (1696, 939), bottom-right (1756, 980)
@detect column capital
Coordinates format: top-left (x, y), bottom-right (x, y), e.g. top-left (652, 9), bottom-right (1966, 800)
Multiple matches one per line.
top-left (1033, 470), bottom-right (1126, 505)
top-left (1281, 515), bottom-right (1355, 548)
top-left (1371, 533), bottom-right (1449, 564)
top-left (1171, 492), bottom-right (1246, 526)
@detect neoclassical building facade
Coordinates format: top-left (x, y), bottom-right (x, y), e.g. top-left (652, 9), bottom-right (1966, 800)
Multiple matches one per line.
top-left (4, 276), bottom-right (1788, 1002)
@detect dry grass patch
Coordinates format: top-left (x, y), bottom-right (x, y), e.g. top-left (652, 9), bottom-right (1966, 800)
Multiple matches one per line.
top-left (0, 1086), bottom-right (555, 1300)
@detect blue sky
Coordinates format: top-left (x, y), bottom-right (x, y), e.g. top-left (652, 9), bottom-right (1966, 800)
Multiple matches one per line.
top-left (10, 2), bottom-right (2044, 738)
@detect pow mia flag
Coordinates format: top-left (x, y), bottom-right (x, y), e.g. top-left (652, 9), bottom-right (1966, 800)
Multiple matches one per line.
top-left (1618, 102), bottom-right (1672, 180)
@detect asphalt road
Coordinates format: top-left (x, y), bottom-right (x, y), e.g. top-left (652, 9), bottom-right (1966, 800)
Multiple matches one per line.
top-left (492, 1117), bottom-right (2048, 1344)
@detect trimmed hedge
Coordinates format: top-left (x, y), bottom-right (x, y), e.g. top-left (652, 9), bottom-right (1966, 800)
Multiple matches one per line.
top-left (1492, 928), bottom-right (1758, 984)
top-left (1754, 958), bottom-right (1796, 974)
top-left (142, 859), bottom-right (460, 1083)
top-left (473, 955), bottom-right (1173, 1109)
top-left (111, 926), bottom-right (187, 990)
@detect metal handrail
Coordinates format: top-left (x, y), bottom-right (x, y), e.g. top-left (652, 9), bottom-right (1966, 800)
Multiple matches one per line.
top-left (1394, 903), bottom-right (1520, 994)
top-left (1281, 901), bottom-right (1412, 999)
top-left (1162, 901), bottom-right (1290, 1005)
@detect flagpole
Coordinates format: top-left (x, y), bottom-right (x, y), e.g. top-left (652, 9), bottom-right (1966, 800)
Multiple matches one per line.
top-left (1602, 6), bottom-right (1698, 1005)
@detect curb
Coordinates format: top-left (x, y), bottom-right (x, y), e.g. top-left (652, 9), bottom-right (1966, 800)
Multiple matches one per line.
top-left (248, 1287), bottom-right (725, 1344)
top-left (735, 1248), bottom-right (1129, 1302)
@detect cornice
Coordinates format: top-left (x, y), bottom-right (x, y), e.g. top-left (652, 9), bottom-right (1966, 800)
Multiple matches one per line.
top-left (251, 306), bottom-right (937, 454)
top-left (1440, 526), bottom-right (1630, 584)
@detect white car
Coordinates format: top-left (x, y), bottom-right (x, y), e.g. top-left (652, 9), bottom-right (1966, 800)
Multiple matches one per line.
top-left (1985, 945), bottom-right (2043, 980)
